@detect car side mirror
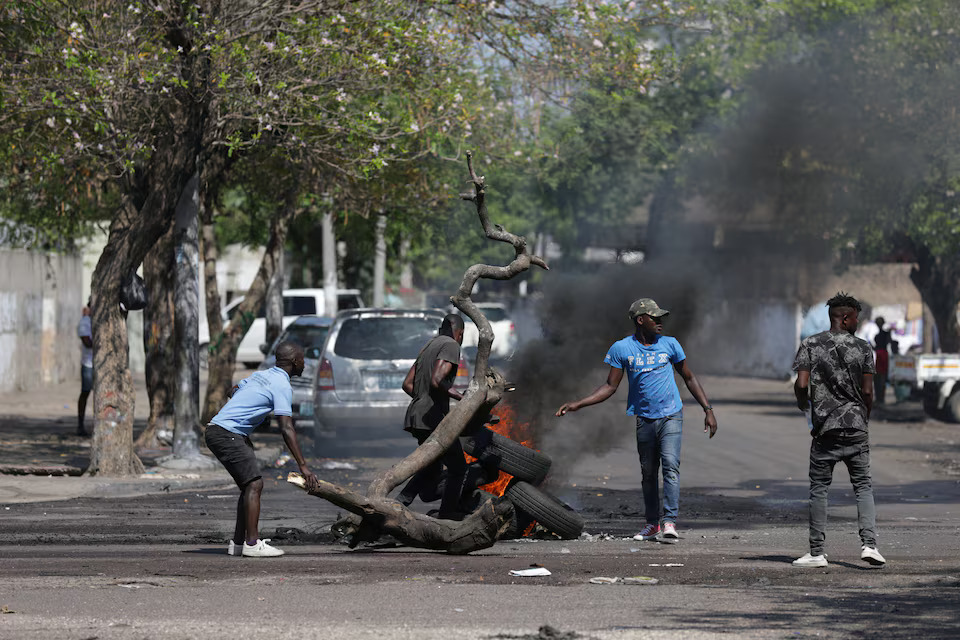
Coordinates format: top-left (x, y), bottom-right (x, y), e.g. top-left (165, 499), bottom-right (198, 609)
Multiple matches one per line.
top-left (259, 343), bottom-right (269, 354)
top-left (306, 347), bottom-right (321, 360)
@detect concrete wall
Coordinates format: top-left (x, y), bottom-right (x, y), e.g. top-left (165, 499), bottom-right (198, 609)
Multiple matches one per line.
top-left (0, 250), bottom-right (83, 392)
top-left (684, 298), bottom-right (802, 380)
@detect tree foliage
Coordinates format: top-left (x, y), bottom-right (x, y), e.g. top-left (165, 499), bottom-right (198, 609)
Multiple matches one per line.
top-left (2, 0), bottom-right (698, 474)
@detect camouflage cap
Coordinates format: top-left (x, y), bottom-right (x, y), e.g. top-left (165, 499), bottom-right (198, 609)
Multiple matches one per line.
top-left (628, 298), bottom-right (669, 320)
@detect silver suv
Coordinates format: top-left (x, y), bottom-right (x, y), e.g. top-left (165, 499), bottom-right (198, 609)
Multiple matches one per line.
top-left (257, 315), bottom-right (333, 422)
top-left (312, 309), bottom-right (470, 439)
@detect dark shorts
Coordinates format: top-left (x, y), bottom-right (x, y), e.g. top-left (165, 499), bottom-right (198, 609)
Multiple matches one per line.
top-left (205, 424), bottom-right (261, 488)
top-left (80, 366), bottom-right (93, 393)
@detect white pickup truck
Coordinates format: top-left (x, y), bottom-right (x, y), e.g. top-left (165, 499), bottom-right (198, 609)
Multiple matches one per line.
top-left (889, 353), bottom-right (960, 422)
top-left (200, 288), bottom-right (364, 368)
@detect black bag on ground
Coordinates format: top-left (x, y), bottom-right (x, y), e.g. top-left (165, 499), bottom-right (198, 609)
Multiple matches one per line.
top-left (119, 272), bottom-right (148, 311)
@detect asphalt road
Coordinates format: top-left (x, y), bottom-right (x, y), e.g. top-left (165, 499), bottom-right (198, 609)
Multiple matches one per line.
top-left (2, 376), bottom-right (959, 639)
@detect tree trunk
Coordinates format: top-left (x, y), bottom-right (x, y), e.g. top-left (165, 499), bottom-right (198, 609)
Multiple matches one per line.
top-left (202, 202), bottom-right (296, 420)
top-left (88, 4), bottom-right (205, 474)
top-left (137, 221), bottom-right (176, 450)
top-left (173, 173), bottom-right (203, 457)
top-left (373, 213), bottom-right (387, 307)
top-left (290, 152), bottom-right (549, 553)
top-left (399, 235), bottom-right (413, 290)
top-left (199, 201), bottom-right (223, 424)
top-left (911, 247), bottom-right (960, 353)
top-left (265, 248), bottom-right (284, 348)
top-left (89, 140), bottom-right (197, 475)
top-left (322, 210), bottom-right (338, 316)
top-left (923, 301), bottom-right (936, 352)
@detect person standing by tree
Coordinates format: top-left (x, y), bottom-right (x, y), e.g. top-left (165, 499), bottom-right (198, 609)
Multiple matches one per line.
top-left (871, 317), bottom-right (892, 405)
top-left (205, 341), bottom-right (318, 557)
top-left (76, 301), bottom-right (93, 437)
top-left (792, 292), bottom-right (885, 568)
top-left (397, 314), bottom-right (468, 519)
top-left (556, 298), bottom-right (717, 542)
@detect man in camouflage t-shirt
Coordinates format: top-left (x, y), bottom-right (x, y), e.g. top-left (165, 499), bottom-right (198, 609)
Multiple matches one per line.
top-left (791, 292), bottom-right (885, 567)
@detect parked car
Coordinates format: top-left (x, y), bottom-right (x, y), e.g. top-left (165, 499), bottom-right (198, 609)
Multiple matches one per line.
top-left (256, 315), bottom-right (333, 423)
top-left (461, 301), bottom-right (517, 359)
top-left (312, 308), bottom-right (470, 441)
top-left (200, 288), bottom-right (363, 368)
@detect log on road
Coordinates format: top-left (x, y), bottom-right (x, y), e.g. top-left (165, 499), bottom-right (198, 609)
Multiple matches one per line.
top-left (288, 473), bottom-right (516, 554)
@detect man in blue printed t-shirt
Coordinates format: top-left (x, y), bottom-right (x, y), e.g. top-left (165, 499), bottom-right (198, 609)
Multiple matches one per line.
top-left (206, 341), bottom-right (318, 558)
top-left (556, 298), bottom-right (718, 543)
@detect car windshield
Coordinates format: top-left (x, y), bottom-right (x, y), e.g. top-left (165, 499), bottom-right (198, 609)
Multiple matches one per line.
top-left (334, 316), bottom-right (440, 360)
top-left (277, 325), bottom-right (330, 354)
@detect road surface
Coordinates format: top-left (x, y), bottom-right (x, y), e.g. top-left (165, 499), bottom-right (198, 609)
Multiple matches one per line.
top-left (1, 375), bottom-right (959, 639)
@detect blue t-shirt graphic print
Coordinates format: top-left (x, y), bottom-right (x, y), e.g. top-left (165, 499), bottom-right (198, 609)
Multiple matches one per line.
top-left (604, 334), bottom-right (686, 419)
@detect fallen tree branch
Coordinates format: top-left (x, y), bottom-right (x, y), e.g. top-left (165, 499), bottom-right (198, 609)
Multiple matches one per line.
top-left (288, 473), bottom-right (515, 554)
top-left (287, 151), bottom-right (547, 553)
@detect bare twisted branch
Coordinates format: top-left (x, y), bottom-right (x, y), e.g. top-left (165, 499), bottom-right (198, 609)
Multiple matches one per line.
top-left (455, 150), bottom-right (548, 380)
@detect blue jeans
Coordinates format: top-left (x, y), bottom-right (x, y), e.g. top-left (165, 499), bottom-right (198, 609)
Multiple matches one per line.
top-left (636, 412), bottom-right (683, 524)
top-left (808, 430), bottom-right (876, 556)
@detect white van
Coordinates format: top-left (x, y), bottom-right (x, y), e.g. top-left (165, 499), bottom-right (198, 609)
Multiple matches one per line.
top-left (200, 288), bottom-right (364, 367)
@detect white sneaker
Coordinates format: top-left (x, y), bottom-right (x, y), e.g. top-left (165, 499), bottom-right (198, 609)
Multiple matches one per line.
top-left (861, 546), bottom-right (886, 566)
top-left (229, 537), bottom-right (273, 556)
top-left (662, 522), bottom-right (679, 541)
top-left (792, 553), bottom-right (828, 568)
top-left (242, 539), bottom-right (284, 557)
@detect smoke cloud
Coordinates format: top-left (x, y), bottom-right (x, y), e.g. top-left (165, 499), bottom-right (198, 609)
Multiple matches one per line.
top-left (502, 8), bottom-right (960, 479)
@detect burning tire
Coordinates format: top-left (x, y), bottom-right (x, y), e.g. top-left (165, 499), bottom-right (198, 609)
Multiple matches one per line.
top-left (461, 428), bottom-right (552, 485)
top-left (504, 481), bottom-right (584, 540)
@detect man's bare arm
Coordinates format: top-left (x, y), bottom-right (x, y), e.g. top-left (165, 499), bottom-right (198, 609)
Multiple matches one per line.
top-left (402, 364), bottom-right (416, 397)
top-left (674, 360), bottom-right (717, 438)
top-left (277, 415), bottom-right (318, 490)
top-left (861, 373), bottom-right (874, 420)
top-left (794, 370), bottom-right (811, 411)
top-left (556, 366), bottom-right (624, 416)
top-left (431, 359), bottom-right (462, 401)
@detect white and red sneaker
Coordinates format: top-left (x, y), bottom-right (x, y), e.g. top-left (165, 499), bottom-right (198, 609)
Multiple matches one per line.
top-left (662, 522), bottom-right (679, 541)
top-left (632, 524), bottom-right (661, 541)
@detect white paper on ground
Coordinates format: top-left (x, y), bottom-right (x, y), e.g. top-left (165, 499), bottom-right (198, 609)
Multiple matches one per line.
top-left (509, 567), bottom-right (552, 577)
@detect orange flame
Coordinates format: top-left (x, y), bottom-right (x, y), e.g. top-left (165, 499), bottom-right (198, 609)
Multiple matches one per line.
top-left (464, 402), bottom-right (535, 497)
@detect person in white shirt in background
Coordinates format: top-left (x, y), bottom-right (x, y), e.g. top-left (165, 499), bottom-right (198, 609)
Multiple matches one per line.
top-left (76, 302), bottom-right (93, 437)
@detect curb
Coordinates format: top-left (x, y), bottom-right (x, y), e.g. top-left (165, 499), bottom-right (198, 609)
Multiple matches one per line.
top-left (0, 473), bottom-right (235, 505)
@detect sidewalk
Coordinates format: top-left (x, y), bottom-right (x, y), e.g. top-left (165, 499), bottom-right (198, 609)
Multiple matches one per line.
top-left (0, 374), bottom-right (279, 504)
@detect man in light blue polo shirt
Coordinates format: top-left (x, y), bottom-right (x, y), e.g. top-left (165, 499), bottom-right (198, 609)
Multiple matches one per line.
top-left (206, 341), bottom-right (318, 558)
top-left (556, 298), bottom-right (717, 543)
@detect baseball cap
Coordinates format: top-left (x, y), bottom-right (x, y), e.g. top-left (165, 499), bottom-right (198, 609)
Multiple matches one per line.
top-left (628, 298), bottom-right (669, 320)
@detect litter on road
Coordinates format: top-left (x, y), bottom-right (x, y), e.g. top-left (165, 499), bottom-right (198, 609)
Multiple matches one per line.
top-left (319, 460), bottom-right (358, 470)
top-left (588, 576), bottom-right (620, 584)
top-left (589, 576), bottom-right (660, 585)
top-left (509, 567), bottom-right (552, 577)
